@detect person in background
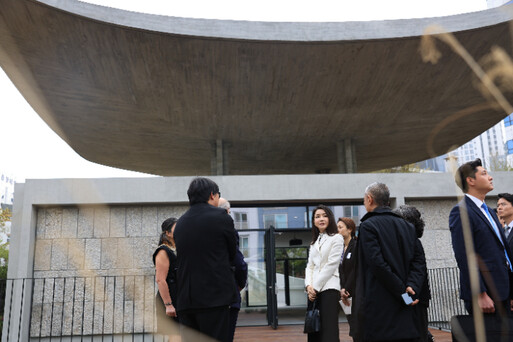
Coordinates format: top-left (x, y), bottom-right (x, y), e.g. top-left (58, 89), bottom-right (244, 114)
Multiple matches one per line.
top-left (497, 193), bottom-right (513, 256)
top-left (449, 159), bottom-right (512, 315)
top-left (497, 192), bottom-right (513, 312)
top-left (305, 205), bottom-right (344, 342)
top-left (218, 197), bottom-right (248, 341)
top-left (174, 177), bottom-right (238, 342)
top-left (393, 205), bottom-right (432, 342)
top-left (352, 182), bottom-right (425, 342)
top-left (337, 217), bottom-right (357, 338)
top-left (153, 217), bottom-right (181, 341)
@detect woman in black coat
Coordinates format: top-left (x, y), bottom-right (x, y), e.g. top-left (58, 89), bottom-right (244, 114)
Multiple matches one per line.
top-left (338, 217), bottom-right (357, 338)
top-left (393, 205), bottom-right (432, 342)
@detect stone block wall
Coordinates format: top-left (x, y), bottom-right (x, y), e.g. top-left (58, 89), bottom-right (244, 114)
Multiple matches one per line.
top-left (30, 204), bottom-right (187, 337)
top-left (406, 199), bottom-right (458, 269)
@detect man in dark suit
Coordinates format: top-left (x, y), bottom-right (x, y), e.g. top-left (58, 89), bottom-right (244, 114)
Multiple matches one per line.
top-left (449, 158), bottom-right (513, 315)
top-left (497, 193), bottom-right (513, 253)
top-left (497, 192), bottom-right (513, 312)
top-left (352, 182), bottom-right (426, 342)
top-left (174, 177), bottom-right (238, 342)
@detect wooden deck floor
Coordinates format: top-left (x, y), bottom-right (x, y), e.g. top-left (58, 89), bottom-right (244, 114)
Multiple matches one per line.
top-left (234, 323), bottom-right (451, 341)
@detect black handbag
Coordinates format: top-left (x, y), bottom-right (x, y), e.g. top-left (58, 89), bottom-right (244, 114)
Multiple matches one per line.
top-left (304, 300), bottom-right (321, 334)
top-left (451, 314), bottom-right (513, 342)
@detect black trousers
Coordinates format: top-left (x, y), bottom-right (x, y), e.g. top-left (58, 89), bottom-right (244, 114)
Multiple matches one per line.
top-left (307, 289), bottom-right (340, 342)
top-left (179, 306), bottom-right (231, 342)
top-left (228, 307), bottom-right (239, 342)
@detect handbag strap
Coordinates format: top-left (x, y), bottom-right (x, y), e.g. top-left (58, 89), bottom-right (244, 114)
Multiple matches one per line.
top-left (312, 299), bottom-right (318, 310)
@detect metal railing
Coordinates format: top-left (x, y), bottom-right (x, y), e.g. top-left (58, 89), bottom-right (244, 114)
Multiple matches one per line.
top-left (1, 268), bottom-right (467, 340)
top-left (427, 267), bottom-right (466, 330)
top-left (2, 275), bottom-right (166, 341)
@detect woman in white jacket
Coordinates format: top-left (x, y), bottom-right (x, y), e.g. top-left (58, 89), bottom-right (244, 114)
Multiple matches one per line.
top-left (305, 205), bottom-right (344, 342)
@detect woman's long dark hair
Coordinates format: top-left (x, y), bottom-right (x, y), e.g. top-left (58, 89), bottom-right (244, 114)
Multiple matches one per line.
top-left (159, 217), bottom-right (177, 246)
top-left (310, 205), bottom-right (338, 244)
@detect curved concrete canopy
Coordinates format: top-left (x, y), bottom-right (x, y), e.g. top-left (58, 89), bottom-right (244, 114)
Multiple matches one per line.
top-left (1, 0), bottom-right (513, 175)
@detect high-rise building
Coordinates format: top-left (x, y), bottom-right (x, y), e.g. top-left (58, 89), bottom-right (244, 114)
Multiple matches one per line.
top-left (0, 171), bottom-right (14, 207)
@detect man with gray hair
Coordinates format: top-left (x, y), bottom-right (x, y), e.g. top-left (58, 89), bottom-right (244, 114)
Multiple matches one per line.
top-left (352, 182), bottom-right (426, 342)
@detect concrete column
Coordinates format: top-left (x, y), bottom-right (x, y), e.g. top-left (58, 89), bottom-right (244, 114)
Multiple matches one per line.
top-left (211, 139), bottom-right (228, 175)
top-left (2, 184), bottom-right (36, 342)
top-left (392, 196), bottom-right (406, 208)
top-left (337, 139), bottom-right (357, 173)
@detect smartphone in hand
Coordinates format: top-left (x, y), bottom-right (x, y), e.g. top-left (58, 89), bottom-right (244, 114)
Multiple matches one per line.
top-left (401, 292), bottom-right (413, 305)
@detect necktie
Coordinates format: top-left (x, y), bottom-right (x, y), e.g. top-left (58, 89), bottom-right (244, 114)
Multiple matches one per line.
top-left (481, 203), bottom-right (513, 271)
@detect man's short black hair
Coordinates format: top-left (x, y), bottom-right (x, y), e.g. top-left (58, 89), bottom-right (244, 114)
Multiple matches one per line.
top-left (187, 177), bottom-right (220, 205)
top-left (455, 158), bottom-right (482, 193)
top-left (498, 193), bottom-right (513, 205)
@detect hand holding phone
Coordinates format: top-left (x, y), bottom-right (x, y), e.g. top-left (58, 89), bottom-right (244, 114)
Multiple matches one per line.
top-left (401, 292), bottom-right (413, 305)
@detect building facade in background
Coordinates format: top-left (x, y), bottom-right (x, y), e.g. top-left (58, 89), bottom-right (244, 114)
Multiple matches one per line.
top-left (0, 171), bottom-right (14, 208)
top-left (419, 114), bottom-right (513, 171)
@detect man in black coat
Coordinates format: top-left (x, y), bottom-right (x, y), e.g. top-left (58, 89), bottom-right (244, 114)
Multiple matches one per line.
top-left (174, 177), bottom-right (238, 342)
top-left (352, 182), bottom-right (426, 342)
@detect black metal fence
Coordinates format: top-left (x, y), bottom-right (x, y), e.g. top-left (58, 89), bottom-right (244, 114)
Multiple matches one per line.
top-left (2, 275), bottom-right (165, 341)
top-left (1, 268), bottom-right (466, 341)
top-left (427, 267), bottom-right (466, 330)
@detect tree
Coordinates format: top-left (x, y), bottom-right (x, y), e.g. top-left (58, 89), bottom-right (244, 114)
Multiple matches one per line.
top-left (374, 163), bottom-right (426, 173)
top-left (0, 208), bottom-right (9, 276)
top-left (0, 208), bottom-right (10, 332)
top-left (488, 153), bottom-right (513, 171)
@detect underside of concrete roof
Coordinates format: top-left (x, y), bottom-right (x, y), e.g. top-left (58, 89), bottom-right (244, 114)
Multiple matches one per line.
top-left (2, 0), bottom-right (513, 175)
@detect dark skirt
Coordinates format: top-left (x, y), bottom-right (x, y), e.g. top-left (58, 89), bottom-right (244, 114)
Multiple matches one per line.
top-left (307, 289), bottom-right (340, 342)
top-left (155, 291), bottom-right (180, 336)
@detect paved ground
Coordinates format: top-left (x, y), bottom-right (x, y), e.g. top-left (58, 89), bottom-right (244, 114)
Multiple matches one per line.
top-left (234, 323), bottom-right (451, 341)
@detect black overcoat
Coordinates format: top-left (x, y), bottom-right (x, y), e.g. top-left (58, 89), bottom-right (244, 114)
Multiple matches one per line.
top-left (352, 207), bottom-right (426, 341)
top-left (174, 202), bottom-right (238, 312)
top-left (339, 237), bottom-right (356, 295)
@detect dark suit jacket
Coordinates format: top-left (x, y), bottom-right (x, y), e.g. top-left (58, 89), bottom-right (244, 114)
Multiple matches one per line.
top-left (507, 224), bottom-right (513, 258)
top-left (339, 238), bottom-right (356, 296)
top-left (352, 207), bottom-right (425, 341)
top-left (174, 203), bottom-right (238, 312)
top-left (449, 195), bottom-right (513, 303)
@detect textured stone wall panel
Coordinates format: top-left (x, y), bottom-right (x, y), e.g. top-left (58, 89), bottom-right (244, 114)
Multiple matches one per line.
top-left (93, 207), bottom-right (110, 238)
top-left (34, 240), bottom-right (52, 271)
top-left (141, 206), bottom-right (158, 237)
top-left (126, 206), bottom-right (142, 237)
top-left (84, 239), bottom-right (101, 270)
top-left (62, 208), bottom-right (79, 238)
top-left (406, 199), bottom-right (456, 231)
top-left (110, 207), bottom-right (126, 238)
top-left (115, 238), bottom-right (133, 269)
top-left (36, 208), bottom-right (47, 239)
top-left (78, 207), bottom-right (94, 238)
top-left (100, 238), bottom-right (118, 269)
top-left (67, 238), bottom-right (85, 270)
top-left (134, 237), bottom-right (157, 269)
top-left (51, 239), bottom-right (68, 271)
top-left (45, 208), bottom-right (63, 239)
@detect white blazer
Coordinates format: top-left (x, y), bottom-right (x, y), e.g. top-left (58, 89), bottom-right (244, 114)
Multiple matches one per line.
top-left (305, 233), bottom-right (344, 292)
